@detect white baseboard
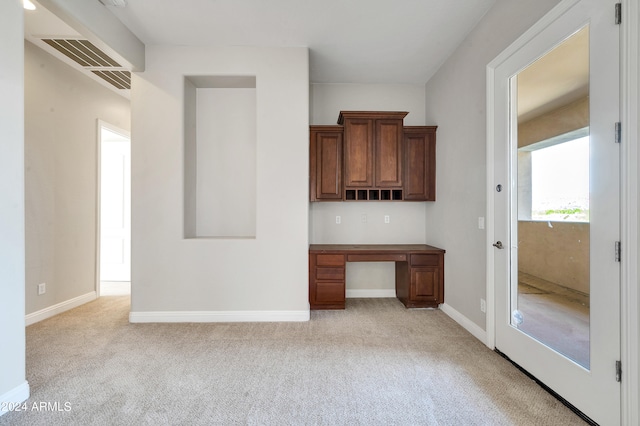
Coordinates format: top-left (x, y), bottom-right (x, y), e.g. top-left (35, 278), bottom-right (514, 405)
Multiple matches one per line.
top-left (129, 309), bottom-right (310, 323)
top-left (440, 303), bottom-right (487, 345)
top-left (346, 289), bottom-right (396, 298)
top-left (25, 292), bottom-right (97, 326)
top-left (0, 381), bottom-right (30, 416)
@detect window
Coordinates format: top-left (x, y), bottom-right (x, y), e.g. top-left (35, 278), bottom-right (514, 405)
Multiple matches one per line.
top-left (518, 128), bottom-right (589, 222)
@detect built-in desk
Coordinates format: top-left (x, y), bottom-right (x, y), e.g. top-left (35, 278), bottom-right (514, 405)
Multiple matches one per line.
top-left (309, 244), bottom-right (445, 310)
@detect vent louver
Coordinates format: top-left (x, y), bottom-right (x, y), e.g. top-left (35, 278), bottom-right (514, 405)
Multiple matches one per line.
top-left (91, 70), bottom-right (131, 90)
top-left (41, 38), bottom-right (130, 90)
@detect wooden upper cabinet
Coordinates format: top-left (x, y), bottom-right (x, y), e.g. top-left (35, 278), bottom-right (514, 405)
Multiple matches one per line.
top-left (310, 126), bottom-right (343, 201)
top-left (343, 118), bottom-right (374, 187)
top-left (375, 119), bottom-right (403, 187)
top-left (404, 126), bottom-right (437, 201)
top-left (339, 111), bottom-right (407, 189)
top-left (309, 112), bottom-right (436, 202)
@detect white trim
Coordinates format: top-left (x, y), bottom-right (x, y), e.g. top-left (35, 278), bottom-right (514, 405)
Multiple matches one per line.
top-left (620, 1), bottom-right (639, 424)
top-left (95, 120), bottom-right (102, 297)
top-left (440, 303), bottom-right (487, 344)
top-left (0, 381), bottom-right (29, 416)
top-left (25, 292), bottom-right (96, 326)
top-left (346, 289), bottom-right (396, 298)
top-left (485, 65), bottom-right (496, 350)
top-left (129, 310), bottom-right (311, 323)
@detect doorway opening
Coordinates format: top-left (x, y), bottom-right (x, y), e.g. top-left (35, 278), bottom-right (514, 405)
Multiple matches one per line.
top-left (98, 122), bottom-right (131, 297)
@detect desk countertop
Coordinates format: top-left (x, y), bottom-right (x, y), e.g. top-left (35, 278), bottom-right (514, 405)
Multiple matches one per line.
top-left (309, 244), bottom-right (445, 253)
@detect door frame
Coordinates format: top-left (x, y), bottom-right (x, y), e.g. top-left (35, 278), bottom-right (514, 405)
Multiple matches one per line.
top-left (95, 119), bottom-right (131, 297)
top-left (485, 0), bottom-right (639, 423)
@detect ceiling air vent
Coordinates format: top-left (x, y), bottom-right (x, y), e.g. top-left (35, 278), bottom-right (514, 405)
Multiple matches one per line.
top-left (41, 38), bottom-right (130, 90)
top-left (91, 70), bottom-right (131, 90)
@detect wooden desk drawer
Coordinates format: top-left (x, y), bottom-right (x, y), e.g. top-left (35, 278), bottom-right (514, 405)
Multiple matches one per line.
top-left (347, 253), bottom-right (406, 262)
top-left (314, 281), bottom-right (345, 303)
top-left (316, 254), bottom-right (345, 266)
top-left (411, 254), bottom-right (440, 266)
top-left (316, 267), bottom-right (345, 280)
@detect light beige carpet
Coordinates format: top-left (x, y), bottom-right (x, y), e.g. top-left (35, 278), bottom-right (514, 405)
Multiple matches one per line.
top-left (1, 297), bottom-right (587, 425)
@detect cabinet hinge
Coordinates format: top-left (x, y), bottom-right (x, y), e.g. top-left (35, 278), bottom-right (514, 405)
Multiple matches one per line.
top-left (615, 241), bottom-right (621, 262)
top-left (615, 3), bottom-right (622, 25)
top-left (616, 360), bottom-right (622, 382)
top-left (615, 122), bottom-right (622, 143)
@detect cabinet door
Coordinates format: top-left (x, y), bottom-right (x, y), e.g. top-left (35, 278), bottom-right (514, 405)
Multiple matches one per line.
top-left (375, 119), bottom-right (403, 187)
top-left (410, 267), bottom-right (440, 303)
top-left (404, 127), bottom-right (436, 201)
top-left (344, 118), bottom-right (374, 187)
top-left (310, 128), bottom-right (343, 201)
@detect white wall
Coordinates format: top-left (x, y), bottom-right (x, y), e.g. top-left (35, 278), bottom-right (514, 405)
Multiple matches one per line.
top-left (0, 0), bottom-right (28, 409)
top-left (195, 88), bottom-right (257, 238)
top-left (423, 0), bottom-right (561, 329)
top-left (24, 40), bottom-right (131, 316)
top-left (311, 83), bottom-right (426, 125)
top-left (131, 46), bottom-right (309, 318)
top-left (309, 83), bottom-right (428, 292)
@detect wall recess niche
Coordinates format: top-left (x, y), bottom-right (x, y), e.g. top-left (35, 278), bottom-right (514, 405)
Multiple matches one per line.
top-left (184, 75), bottom-right (257, 238)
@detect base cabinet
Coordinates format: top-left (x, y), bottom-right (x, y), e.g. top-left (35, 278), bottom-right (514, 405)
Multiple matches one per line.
top-left (310, 245), bottom-right (445, 310)
top-left (396, 252), bottom-right (444, 308)
top-left (396, 265), bottom-right (443, 308)
top-left (309, 253), bottom-right (346, 309)
top-left (410, 268), bottom-right (440, 306)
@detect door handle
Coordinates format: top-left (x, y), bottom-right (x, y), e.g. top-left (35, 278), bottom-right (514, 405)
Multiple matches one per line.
top-left (493, 241), bottom-right (504, 249)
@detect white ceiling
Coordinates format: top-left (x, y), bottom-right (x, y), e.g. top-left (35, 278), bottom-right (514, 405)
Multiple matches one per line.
top-left (25, 0), bottom-right (588, 120)
top-left (103, 0), bottom-right (496, 84)
top-left (24, 0), bottom-right (80, 38)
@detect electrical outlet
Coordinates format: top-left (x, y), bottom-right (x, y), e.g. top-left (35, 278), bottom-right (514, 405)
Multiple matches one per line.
top-left (361, 214), bottom-right (367, 224)
top-left (336, 216), bottom-right (341, 224)
top-left (384, 215), bottom-right (390, 224)
top-left (38, 283), bottom-right (46, 295)
top-left (480, 298), bottom-right (486, 313)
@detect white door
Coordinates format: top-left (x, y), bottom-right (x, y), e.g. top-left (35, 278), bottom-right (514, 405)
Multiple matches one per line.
top-left (491, 0), bottom-right (620, 424)
top-left (99, 126), bottom-right (131, 282)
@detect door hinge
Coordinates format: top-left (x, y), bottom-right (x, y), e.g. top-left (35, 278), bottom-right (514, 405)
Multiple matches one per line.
top-left (615, 241), bottom-right (621, 262)
top-left (615, 122), bottom-right (622, 143)
top-left (615, 3), bottom-right (622, 25)
top-left (616, 360), bottom-right (622, 382)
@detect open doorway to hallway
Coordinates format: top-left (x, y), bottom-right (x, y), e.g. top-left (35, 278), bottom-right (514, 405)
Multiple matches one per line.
top-left (98, 122), bottom-right (131, 297)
